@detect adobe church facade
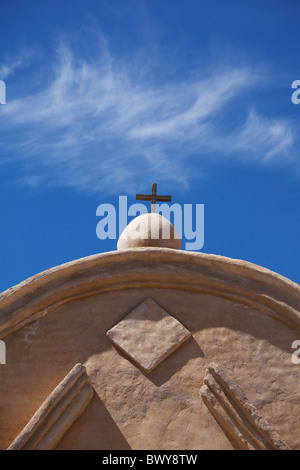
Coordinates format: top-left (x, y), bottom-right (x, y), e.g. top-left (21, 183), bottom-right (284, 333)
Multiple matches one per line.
top-left (0, 212), bottom-right (299, 450)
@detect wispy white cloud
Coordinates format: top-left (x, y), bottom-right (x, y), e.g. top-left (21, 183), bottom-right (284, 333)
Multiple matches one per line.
top-left (130, 70), bottom-right (251, 139)
top-left (231, 111), bottom-right (295, 162)
top-left (0, 41), bottom-right (298, 194)
top-left (0, 51), bottom-right (32, 79)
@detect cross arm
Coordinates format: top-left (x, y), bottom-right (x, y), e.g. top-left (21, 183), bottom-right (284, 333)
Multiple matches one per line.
top-left (136, 194), bottom-right (172, 202)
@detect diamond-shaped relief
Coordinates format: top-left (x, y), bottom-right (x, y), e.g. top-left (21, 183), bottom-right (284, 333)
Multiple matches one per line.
top-left (106, 297), bottom-right (191, 373)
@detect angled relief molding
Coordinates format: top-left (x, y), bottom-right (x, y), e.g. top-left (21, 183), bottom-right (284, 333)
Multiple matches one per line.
top-left (8, 363), bottom-right (93, 450)
top-left (200, 362), bottom-right (291, 450)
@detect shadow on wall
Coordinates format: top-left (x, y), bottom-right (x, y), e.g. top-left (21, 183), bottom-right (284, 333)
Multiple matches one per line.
top-left (55, 392), bottom-right (131, 450)
top-left (113, 336), bottom-right (205, 387)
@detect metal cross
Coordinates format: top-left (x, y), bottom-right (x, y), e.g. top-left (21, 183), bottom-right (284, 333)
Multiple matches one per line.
top-left (136, 183), bottom-right (172, 213)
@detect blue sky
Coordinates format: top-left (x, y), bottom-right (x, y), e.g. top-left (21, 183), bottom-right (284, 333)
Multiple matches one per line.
top-left (0, 0), bottom-right (299, 292)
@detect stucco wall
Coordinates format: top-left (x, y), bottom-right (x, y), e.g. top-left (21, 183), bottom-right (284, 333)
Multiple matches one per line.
top-left (0, 248), bottom-right (299, 450)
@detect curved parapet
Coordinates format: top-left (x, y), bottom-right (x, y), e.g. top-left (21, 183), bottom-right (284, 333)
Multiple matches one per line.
top-left (0, 248), bottom-right (299, 339)
top-left (1, 248), bottom-right (300, 450)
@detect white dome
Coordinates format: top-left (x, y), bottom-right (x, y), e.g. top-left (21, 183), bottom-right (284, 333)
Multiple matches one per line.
top-left (117, 213), bottom-right (181, 250)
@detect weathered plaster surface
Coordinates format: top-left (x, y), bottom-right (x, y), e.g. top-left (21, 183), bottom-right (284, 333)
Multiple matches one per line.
top-left (0, 248), bottom-right (299, 450)
top-left (106, 297), bottom-right (191, 373)
top-left (8, 363), bottom-right (93, 450)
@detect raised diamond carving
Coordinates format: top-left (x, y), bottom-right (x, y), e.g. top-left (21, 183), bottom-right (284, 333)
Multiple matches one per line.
top-left (106, 298), bottom-right (191, 373)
